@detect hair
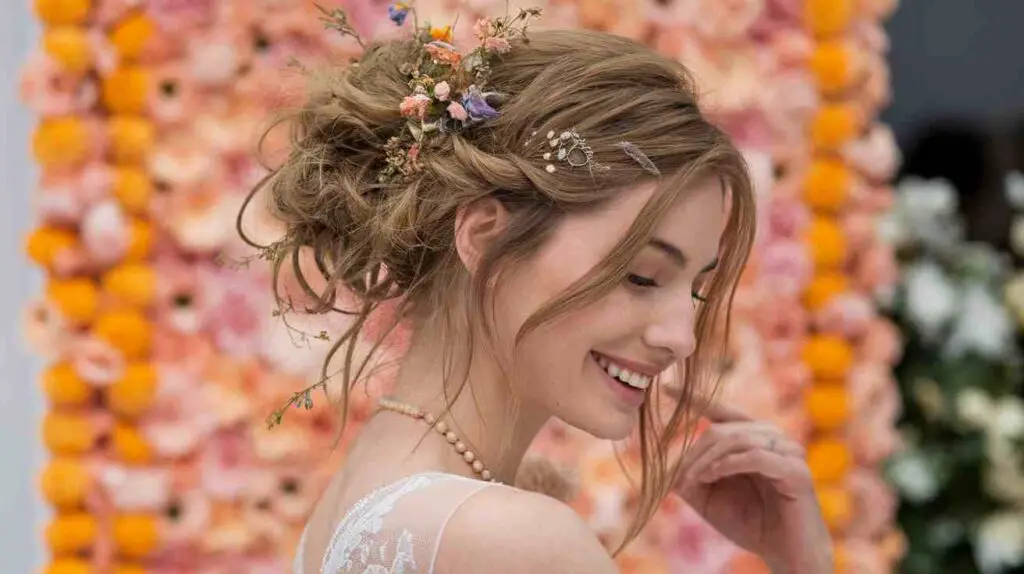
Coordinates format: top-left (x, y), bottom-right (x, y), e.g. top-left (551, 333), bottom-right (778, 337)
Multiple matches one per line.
top-left (238, 28), bottom-right (756, 552)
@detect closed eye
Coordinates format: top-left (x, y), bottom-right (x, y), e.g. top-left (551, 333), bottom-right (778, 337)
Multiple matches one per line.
top-left (626, 274), bottom-right (658, 288)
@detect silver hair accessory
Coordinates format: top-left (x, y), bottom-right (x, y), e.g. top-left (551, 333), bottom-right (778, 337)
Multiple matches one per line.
top-left (527, 129), bottom-right (609, 175)
top-left (619, 141), bottom-right (661, 176)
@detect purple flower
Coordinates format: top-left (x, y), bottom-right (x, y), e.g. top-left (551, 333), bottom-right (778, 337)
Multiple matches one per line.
top-left (461, 86), bottom-right (500, 122)
top-left (388, 3), bottom-right (410, 26)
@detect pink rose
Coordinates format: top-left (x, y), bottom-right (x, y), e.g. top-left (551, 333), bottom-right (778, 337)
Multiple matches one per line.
top-left (473, 17), bottom-right (496, 40)
top-left (761, 70), bottom-right (819, 143)
top-left (160, 489), bottom-right (212, 547)
top-left (768, 198), bottom-right (811, 239)
top-left (447, 101), bottom-right (469, 122)
top-left (69, 336), bottom-right (126, 386)
top-left (200, 265), bottom-right (268, 358)
top-left (35, 179), bottom-right (90, 225)
top-left (19, 53), bottom-right (98, 116)
top-left (754, 297), bottom-right (808, 362)
top-left (814, 292), bottom-right (874, 339)
top-left (22, 299), bottom-right (70, 359)
top-left (147, 0), bottom-right (218, 31)
top-left (99, 465), bottom-right (173, 511)
top-left (862, 54), bottom-right (892, 112)
top-left (854, 243), bottom-right (898, 295)
top-left (433, 81), bottom-right (451, 102)
top-left (846, 469), bottom-right (897, 538)
top-left (768, 361), bottom-right (811, 400)
top-left (842, 124), bottom-right (901, 183)
top-left (81, 200), bottom-right (130, 267)
top-left (200, 429), bottom-right (257, 500)
top-left (400, 93), bottom-right (432, 119)
top-left (758, 239), bottom-right (813, 297)
top-left (842, 210), bottom-right (875, 253)
top-left (484, 36), bottom-right (512, 53)
top-left (689, 0), bottom-right (766, 42)
top-left (860, 317), bottom-right (903, 365)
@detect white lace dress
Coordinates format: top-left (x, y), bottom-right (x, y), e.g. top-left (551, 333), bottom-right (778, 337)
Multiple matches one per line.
top-left (294, 472), bottom-right (496, 573)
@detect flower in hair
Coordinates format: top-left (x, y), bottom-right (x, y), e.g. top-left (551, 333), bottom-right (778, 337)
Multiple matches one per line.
top-left (388, 3), bottom-right (411, 26)
top-left (462, 85), bottom-right (500, 122)
top-left (423, 41), bottom-right (463, 66)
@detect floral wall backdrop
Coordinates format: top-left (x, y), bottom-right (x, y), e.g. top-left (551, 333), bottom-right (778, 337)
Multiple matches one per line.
top-left (22, 0), bottom-right (901, 572)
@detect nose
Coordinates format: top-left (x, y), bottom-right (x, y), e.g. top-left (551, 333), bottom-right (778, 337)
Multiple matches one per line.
top-left (642, 308), bottom-right (697, 362)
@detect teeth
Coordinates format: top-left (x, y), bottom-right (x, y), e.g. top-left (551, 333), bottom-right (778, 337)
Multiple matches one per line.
top-left (594, 353), bottom-right (652, 390)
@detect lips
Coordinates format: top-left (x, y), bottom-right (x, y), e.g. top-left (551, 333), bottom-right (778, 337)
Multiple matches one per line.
top-left (592, 352), bottom-right (653, 390)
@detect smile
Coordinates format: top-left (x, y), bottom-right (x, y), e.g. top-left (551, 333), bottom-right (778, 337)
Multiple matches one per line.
top-left (592, 352), bottom-right (653, 391)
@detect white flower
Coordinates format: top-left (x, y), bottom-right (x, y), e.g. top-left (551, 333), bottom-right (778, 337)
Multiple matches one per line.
top-left (893, 177), bottom-right (964, 250)
top-left (957, 388), bottom-right (995, 429)
top-left (1011, 216), bottom-right (1024, 257)
top-left (944, 282), bottom-right (1015, 359)
top-left (975, 512), bottom-right (1024, 574)
top-left (991, 397), bottom-right (1024, 439)
top-left (984, 451), bottom-right (1024, 505)
top-left (1005, 273), bottom-right (1024, 326)
top-left (888, 450), bottom-right (941, 503)
top-left (902, 260), bottom-right (960, 340)
top-left (1005, 171), bottom-right (1024, 210)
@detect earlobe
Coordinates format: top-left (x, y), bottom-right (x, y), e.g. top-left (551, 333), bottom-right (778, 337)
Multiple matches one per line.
top-left (454, 197), bottom-right (509, 274)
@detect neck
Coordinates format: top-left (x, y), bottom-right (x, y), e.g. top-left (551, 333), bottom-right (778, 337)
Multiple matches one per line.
top-left (387, 325), bottom-right (549, 484)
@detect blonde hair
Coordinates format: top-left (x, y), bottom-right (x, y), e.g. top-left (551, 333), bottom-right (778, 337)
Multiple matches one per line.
top-left (239, 28), bottom-right (756, 552)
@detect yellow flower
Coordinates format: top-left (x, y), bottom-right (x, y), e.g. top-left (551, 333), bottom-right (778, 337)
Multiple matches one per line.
top-left (112, 167), bottom-right (152, 214)
top-left (45, 513), bottom-right (97, 555)
top-left (108, 362), bottom-right (158, 418)
top-left (102, 67), bottom-right (150, 114)
top-left (44, 559), bottom-right (92, 574)
top-left (109, 12), bottom-right (154, 61)
top-left (108, 116), bottom-right (155, 165)
top-left (40, 458), bottom-right (92, 510)
top-left (47, 278), bottom-right (100, 325)
top-left (33, 116), bottom-right (90, 169)
top-left (103, 263), bottom-right (156, 307)
top-left (430, 25), bottom-right (453, 42)
top-left (807, 439), bottom-right (851, 483)
top-left (43, 27), bottom-right (92, 74)
top-left (114, 514), bottom-right (159, 559)
top-left (43, 412), bottom-right (97, 455)
top-left (93, 308), bottom-right (152, 360)
top-left (112, 423), bottom-right (152, 463)
top-left (34, 0), bottom-right (91, 26)
top-left (42, 362), bottom-right (92, 407)
top-left (25, 226), bottom-right (78, 269)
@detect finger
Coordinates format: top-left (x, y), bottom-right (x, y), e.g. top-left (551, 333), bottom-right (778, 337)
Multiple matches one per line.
top-left (679, 424), bottom-right (791, 487)
top-left (698, 450), bottom-right (812, 499)
top-left (697, 401), bottom-right (754, 423)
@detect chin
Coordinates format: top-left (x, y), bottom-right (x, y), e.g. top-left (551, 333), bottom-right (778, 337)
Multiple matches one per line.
top-left (559, 409), bottom-right (639, 442)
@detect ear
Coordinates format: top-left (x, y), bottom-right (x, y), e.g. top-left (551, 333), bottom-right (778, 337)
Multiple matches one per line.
top-left (454, 197), bottom-right (509, 275)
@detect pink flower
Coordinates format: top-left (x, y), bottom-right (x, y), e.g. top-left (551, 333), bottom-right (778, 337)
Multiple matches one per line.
top-left (758, 239), bottom-right (812, 296)
top-left (473, 18), bottom-right (496, 40)
top-left (200, 265), bottom-right (268, 358)
top-left (846, 469), bottom-right (897, 538)
top-left (69, 336), bottom-right (126, 386)
top-left (842, 124), bottom-right (901, 183)
top-left (768, 361), bottom-right (811, 400)
top-left (689, 0), bottom-right (765, 41)
top-left (21, 299), bottom-right (70, 359)
top-left (842, 210), bottom-right (875, 253)
top-left (200, 429), bottom-right (257, 499)
top-left (854, 243), bottom-right (898, 295)
top-left (147, 0), bottom-right (218, 31)
top-left (423, 41), bottom-right (463, 65)
top-left (433, 81), bottom-right (451, 102)
top-left (860, 318), bottom-right (903, 365)
top-left (815, 292), bottom-right (875, 339)
top-left (484, 36), bottom-right (512, 53)
top-left (19, 53), bottom-right (98, 116)
top-left (761, 70), bottom-right (819, 142)
top-left (767, 198), bottom-right (810, 240)
top-left (753, 296), bottom-right (808, 361)
top-left (400, 93), bottom-right (432, 119)
top-left (81, 200), bottom-right (130, 267)
top-left (99, 465), bottom-right (173, 511)
top-left (447, 101), bottom-right (469, 122)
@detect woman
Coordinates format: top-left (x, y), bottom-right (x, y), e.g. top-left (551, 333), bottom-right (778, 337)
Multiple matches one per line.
top-left (242, 6), bottom-right (832, 573)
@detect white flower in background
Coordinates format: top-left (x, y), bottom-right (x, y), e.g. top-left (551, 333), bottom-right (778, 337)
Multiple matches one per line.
top-left (1004, 171), bottom-right (1024, 210)
top-left (974, 512), bottom-right (1024, 574)
top-left (888, 449), bottom-right (941, 503)
top-left (991, 396), bottom-right (1024, 439)
top-left (944, 282), bottom-right (1015, 360)
top-left (903, 260), bottom-right (960, 340)
top-left (957, 388), bottom-right (995, 429)
top-left (1011, 216), bottom-right (1024, 258)
top-left (984, 450), bottom-right (1024, 505)
top-left (893, 177), bottom-right (964, 251)
top-left (1005, 274), bottom-right (1024, 326)
top-left (929, 518), bottom-right (965, 549)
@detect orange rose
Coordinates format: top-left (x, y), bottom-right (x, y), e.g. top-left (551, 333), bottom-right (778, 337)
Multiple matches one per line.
top-left (45, 513), bottom-right (97, 555)
top-left (102, 67), bottom-right (150, 114)
top-left (108, 116), bottom-right (155, 165)
top-left (812, 103), bottom-right (861, 150)
top-left (43, 412), bottom-right (97, 455)
top-left (43, 27), bottom-right (92, 74)
top-left (108, 362), bottom-right (158, 418)
top-left (802, 335), bottom-right (853, 380)
top-left (44, 559), bottom-right (92, 574)
top-left (112, 167), bottom-right (152, 214)
top-left (110, 13), bottom-right (154, 61)
top-left (93, 308), bottom-right (152, 360)
top-left (816, 484), bottom-right (852, 530)
top-left (804, 272), bottom-right (848, 311)
top-left (42, 362), bottom-right (92, 407)
top-left (805, 216), bottom-right (847, 269)
top-left (806, 0), bottom-right (853, 38)
top-left (807, 439), bottom-right (851, 483)
top-left (103, 263), bottom-right (156, 307)
top-left (114, 565), bottom-right (147, 574)
top-left (125, 218), bottom-right (154, 261)
top-left (803, 158), bottom-right (851, 213)
top-left (26, 226), bottom-right (79, 269)
top-left (33, 116), bottom-right (89, 169)
top-left (112, 423), bottom-right (152, 463)
top-left (806, 383), bottom-right (849, 430)
top-left (114, 514), bottom-right (160, 559)
top-left (34, 0), bottom-right (91, 26)
top-left (47, 278), bottom-right (99, 324)
top-left (40, 458), bottom-right (92, 510)
top-left (810, 40), bottom-right (857, 94)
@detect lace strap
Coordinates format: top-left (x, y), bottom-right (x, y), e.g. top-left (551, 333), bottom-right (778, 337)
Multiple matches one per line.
top-left (428, 477), bottom-right (496, 572)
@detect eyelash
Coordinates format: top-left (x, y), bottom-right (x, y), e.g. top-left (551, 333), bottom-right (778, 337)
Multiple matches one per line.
top-left (626, 274), bottom-right (709, 302)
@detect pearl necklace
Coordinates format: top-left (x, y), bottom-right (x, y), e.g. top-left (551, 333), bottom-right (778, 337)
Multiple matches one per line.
top-left (377, 397), bottom-right (500, 483)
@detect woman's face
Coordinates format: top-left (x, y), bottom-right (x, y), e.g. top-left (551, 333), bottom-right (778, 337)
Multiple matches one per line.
top-left (492, 177), bottom-right (727, 440)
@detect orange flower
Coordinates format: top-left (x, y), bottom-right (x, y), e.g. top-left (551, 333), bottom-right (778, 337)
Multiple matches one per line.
top-left (43, 27), bottom-right (92, 74)
top-left (47, 278), bottom-right (99, 324)
top-left (108, 116), bottom-right (155, 165)
top-left (45, 513), bottom-right (97, 555)
top-left (43, 412), bottom-right (97, 455)
top-left (103, 263), bottom-right (156, 307)
top-left (108, 362), bottom-right (158, 418)
top-left (34, 0), bottom-right (91, 26)
top-left (112, 167), bottom-right (152, 214)
top-left (812, 103), bottom-right (861, 150)
top-left (816, 483), bottom-right (852, 530)
top-left (40, 458), bottom-right (92, 510)
top-left (102, 67), bottom-right (150, 114)
top-left (423, 41), bottom-right (462, 66)
top-left (42, 362), bottom-right (92, 407)
top-left (804, 272), bottom-right (848, 311)
top-left (109, 12), bottom-right (154, 61)
top-left (430, 25), bottom-right (453, 42)
top-left (810, 40), bottom-right (855, 94)
top-left (728, 552), bottom-right (771, 574)
top-left (124, 218), bottom-right (154, 261)
top-left (806, 0), bottom-right (853, 38)
top-left (802, 335), bottom-right (853, 380)
top-left (806, 383), bottom-right (849, 430)
top-left (93, 308), bottom-right (152, 360)
top-left (112, 423), bottom-right (151, 463)
top-left (805, 216), bottom-right (847, 269)
top-left (114, 565), bottom-right (146, 574)
top-left (114, 514), bottom-right (159, 559)
top-left (803, 158), bottom-right (851, 213)
top-left (26, 226), bottom-right (79, 269)
top-left (807, 439), bottom-right (851, 483)
top-left (44, 559), bottom-right (91, 574)
top-left (33, 116), bottom-right (89, 168)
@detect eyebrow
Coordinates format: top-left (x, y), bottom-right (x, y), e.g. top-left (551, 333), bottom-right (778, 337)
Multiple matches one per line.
top-left (649, 238), bottom-right (719, 271)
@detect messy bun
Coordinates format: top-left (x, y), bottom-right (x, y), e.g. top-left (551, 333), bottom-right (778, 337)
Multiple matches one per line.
top-left (239, 26), bottom-right (755, 552)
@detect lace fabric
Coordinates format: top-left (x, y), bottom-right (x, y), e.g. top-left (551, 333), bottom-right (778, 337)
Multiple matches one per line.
top-left (295, 473), bottom-right (494, 574)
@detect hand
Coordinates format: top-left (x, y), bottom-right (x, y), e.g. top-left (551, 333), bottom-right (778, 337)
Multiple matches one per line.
top-left (674, 402), bottom-right (833, 574)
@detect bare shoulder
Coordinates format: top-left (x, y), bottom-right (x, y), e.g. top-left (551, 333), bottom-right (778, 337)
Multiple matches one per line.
top-left (434, 485), bottom-right (619, 574)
